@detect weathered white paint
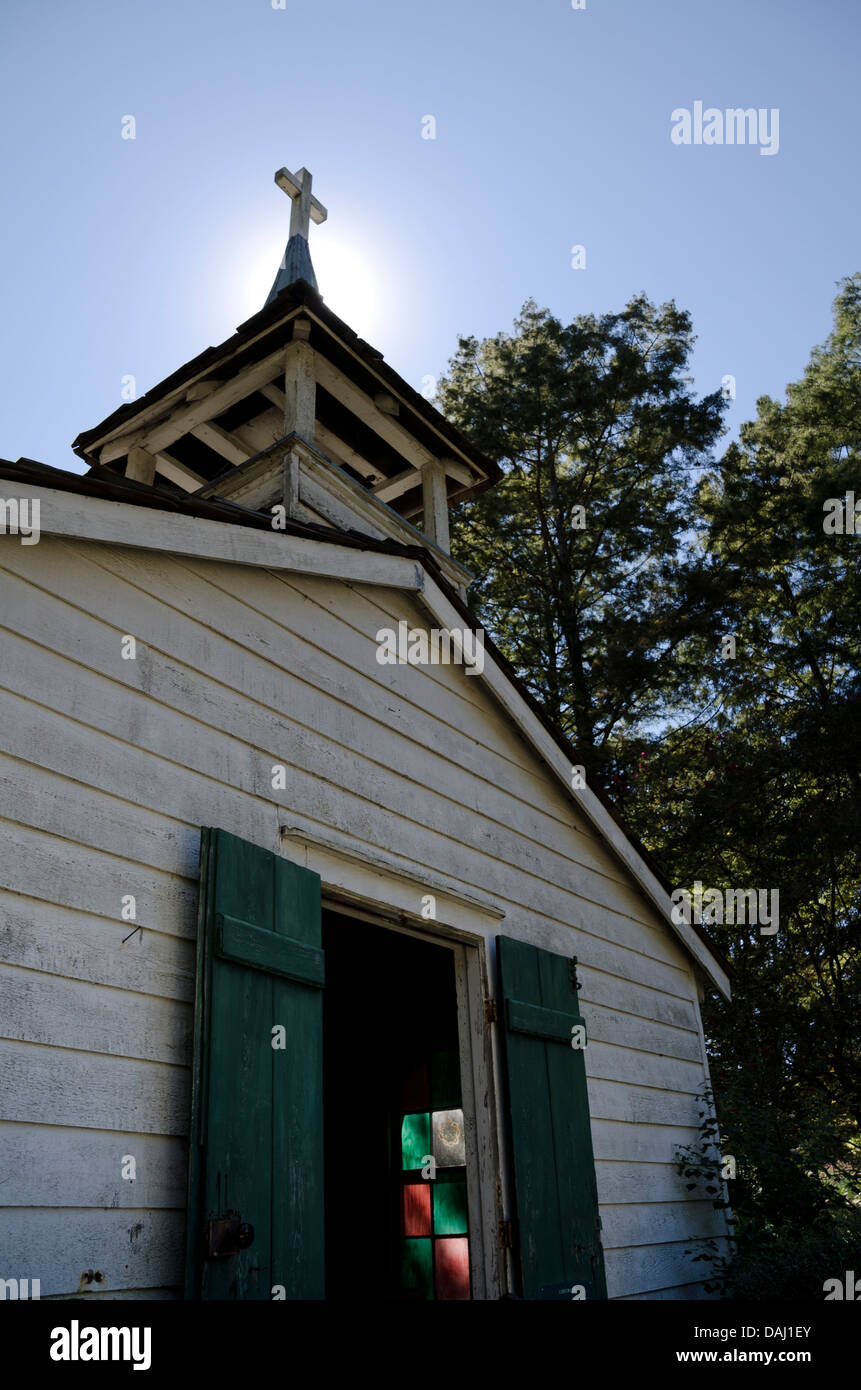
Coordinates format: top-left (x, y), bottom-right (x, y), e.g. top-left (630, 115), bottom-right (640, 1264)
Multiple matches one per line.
top-left (8, 482), bottom-right (425, 589)
top-left (195, 437), bottom-right (475, 592)
top-left (422, 458), bottom-right (450, 551)
top-left (96, 343), bottom-right (296, 463)
top-left (125, 447), bottom-right (155, 485)
top-left (190, 420), bottom-right (250, 467)
top-left (1, 1209), bottom-right (184, 1299)
top-left (0, 483), bottom-right (731, 994)
top-left (274, 166), bottom-right (327, 237)
top-left (283, 338), bottom-right (316, 440)
top-left (0, 530), bottom-right (729, 1299)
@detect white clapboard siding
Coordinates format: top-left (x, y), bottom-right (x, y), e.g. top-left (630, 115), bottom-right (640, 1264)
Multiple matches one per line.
top-left (591, 1120), bottom-right (703, 1164)
top-left (584, 1005), bottom-right (702, 1063)
top-left (0, 965), bottom-right (191, 1066)
top-left (2, 1040), bottom-right (189, 1135)
top-left (0, 534), bottom-right (726, 1298)
top-left (600, 1199), bottom-right (725, 1248)
top-left (578, 965), bottom-right (698, 1031)
top-left (595, 1161), bottom-right (698, 1205)
top-left (2, 1209), bottom-right (184, 1298)
top-left (0, 892), bottom-right (194, 1002)
top-left (0, 1123), bottom-right (186, 1207)
top-left (0, 818), bottom-right (199, 936)
top-left (588, 1079), bottom-right (704, 1128)
top-left (604, 1241), bottom-right (710, 1300)
top-left (5, 535), bottom-right (640, 899)
top-left (617, 1281), bottom-right (712, 1301)
top-left (0, 632), bottom-right (694, 987)
top-left (0, 545), bottom-right (617, 898)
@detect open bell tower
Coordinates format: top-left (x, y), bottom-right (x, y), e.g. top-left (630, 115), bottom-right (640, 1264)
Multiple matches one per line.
top-left (72, 164), bottom-right (500, 597)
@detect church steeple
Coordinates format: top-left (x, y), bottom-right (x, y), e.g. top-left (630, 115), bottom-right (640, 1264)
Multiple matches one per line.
top-left (74, 162), bottom-right (500, 581)
top-left (266, 165), bottom-right (327, 303)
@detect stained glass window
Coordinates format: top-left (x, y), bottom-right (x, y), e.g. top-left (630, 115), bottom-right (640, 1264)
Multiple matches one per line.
top-left (397, 1048), bottom-right (471, 1299)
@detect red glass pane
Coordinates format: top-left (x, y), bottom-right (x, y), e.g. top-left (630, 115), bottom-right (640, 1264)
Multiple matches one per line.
top-left (402, 1059), bottom-right (429, 1111)
top-left (402, 1180), bottom-right (432, 1238)
top-left (434, 1236), bottom-right (470, 1300)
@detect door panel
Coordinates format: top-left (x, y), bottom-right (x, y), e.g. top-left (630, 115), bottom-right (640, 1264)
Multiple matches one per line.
top-left (497, 935), bottom-right (607, 1300)
top-left (185, 827), bottom-right (324, 1299)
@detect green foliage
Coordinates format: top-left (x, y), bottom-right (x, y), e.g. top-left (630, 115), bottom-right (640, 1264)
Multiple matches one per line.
top-left (438, 275), bottom-right (861, 1300)
top-left (437, 295), bottom-right (726, 777)
top-left (618, 279), bottom-right (861, 1296)
top-left (676, 1090), bottom-right (861, 1299)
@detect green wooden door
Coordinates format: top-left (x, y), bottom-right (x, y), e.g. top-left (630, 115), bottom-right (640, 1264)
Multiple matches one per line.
top-left (497, 935), bottom-right (607, 1300)
top-left (185, 827), bottom-right (324, 1300)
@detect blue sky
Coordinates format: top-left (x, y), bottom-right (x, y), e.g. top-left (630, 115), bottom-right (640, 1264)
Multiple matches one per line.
top-left (1, 0), bottom-right (858, 473)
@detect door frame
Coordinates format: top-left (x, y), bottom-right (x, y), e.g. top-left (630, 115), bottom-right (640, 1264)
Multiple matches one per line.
top-left (321, 891), bottom-right (504, 1300)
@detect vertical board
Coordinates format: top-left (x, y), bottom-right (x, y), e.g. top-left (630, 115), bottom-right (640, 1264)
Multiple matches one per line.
top-left (185, 827), bottom-right (324, 1299)
top-left (497, 935), bottom-right (607, 1300)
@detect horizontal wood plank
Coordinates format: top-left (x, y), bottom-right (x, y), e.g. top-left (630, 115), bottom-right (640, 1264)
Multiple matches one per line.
top-left (0, 1123), bottom-right (186, 1207)
top-left (0, 1040), bottom-right (189, 1135)
top-left (601, 1199), bottom-right (727, 1249)
top-left (0, 891), bottom-right (194, 1001)
top-left (0, 964), bottom-right (192, 1065)
top-left (1, 1208), bottom-right (184, 1297)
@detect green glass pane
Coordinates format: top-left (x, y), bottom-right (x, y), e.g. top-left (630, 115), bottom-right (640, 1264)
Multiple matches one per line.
top-left (430, 1049), bottom-right (461, 1109)
top-left (433, 1174), bottom-right (468, 1235)
top-left (401, 1238), bottom-right (433, 1300)
top-left (401, 1112), bottom-right (430, 1170)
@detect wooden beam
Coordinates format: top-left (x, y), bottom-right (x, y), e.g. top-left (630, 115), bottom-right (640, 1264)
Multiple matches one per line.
top-left (282, 450), bottom-right (300, 518)
top-left (185, 380), bottom-right (222, 402)
top-left (283, 339), bottom-right (316, 440)
top-left (90, 304), bottom-right (306, 457)
top-left (422, 459), bottom-right (450, 551)
top-left (154, 454), bottom-right (207, 490)
top-left (229, 414), bottom-right (283, 456)
top-left (312, 352), bottom-right (480, 495)
top-left (261, 382), bottom-right (286, 411)
top-left (372, 468), bottom-right (420, 503)
top-left (263, 386), bottom-right (394, 487)
top-left (314, 420), bottom-right (379, 482)
top-left (190, 422), bottom-right (251, 468)
top-left (126, 447), bottom-right (156, 486)
top-left (438, 456), bottom-right (475, 489)
top-left (15, 481), bottom-right (425, 590)
top-left (98, 345), bottom-right (290, 464)
top-left (312, 351), bottom-right (438, 472)
top-left (299, 307), bottom-right (489, 478)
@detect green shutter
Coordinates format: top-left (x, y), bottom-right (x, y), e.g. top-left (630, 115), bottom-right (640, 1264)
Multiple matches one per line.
top-left (185, 827), bottom-right (324, 1300)
top-left (497, 935), bottom-right (607, 1300)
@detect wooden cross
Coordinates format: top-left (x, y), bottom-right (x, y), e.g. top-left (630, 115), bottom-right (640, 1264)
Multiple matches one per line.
top-left (274, 166), bottom-right (327, 241)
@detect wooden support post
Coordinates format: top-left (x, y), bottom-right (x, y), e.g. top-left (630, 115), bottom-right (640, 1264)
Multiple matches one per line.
top-left (422, 460), bottom-right (450, 551)
top-left (282, 450), bottom-right (300, 518)
top-left (126, 447), bottom-right (156, 486)
top-left (283, 320), bottom-right (315, 442)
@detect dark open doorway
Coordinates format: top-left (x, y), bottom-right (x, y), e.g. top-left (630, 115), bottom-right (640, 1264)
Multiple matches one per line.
top-left (322, 909), bottom-right (472, 1300)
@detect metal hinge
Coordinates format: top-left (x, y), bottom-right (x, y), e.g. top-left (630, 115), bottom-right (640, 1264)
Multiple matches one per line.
top-left (484, 998), bottom-right (498, 1024)
top-left (498, 1219), bottom-right (513, 1250)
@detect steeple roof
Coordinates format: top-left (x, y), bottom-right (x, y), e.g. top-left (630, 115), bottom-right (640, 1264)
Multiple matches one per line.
top-left (266, 234), bottom-right (319, 299)
top-left (266, 166), bottom-right (326, 303)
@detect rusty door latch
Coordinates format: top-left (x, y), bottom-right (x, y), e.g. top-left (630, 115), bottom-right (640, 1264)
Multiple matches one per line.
top-left (204, 1216), bottom-right (255, 1258)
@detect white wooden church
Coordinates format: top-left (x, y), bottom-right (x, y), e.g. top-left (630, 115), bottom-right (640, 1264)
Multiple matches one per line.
top-left (0, 167), bottom-right (731, 1301)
